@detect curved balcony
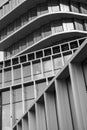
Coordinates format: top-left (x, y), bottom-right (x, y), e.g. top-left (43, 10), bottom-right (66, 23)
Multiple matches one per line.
top-left (0, 0), bottom-right (46, 30)
top-left (14, 30), bottom-right (87, 57)
top-left (0, 0), bottom-right (87, 31)
top-left (0, 12), bottom-right (87, 51)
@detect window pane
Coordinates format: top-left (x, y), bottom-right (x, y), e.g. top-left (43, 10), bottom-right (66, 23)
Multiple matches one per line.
top-left (63, 19), bottom-right (74, 31)
top-left (25, 100), bottom-right (34, 111)
top-left (13, 66), bottom-right (21, 84)
top-left (53, 56), bottom-right (63, 70)
top-left (4, 69), bottom-right (12, 86)
top-left (71, 1), bottom-right (79, 13)
top-left (13, 87), bottom-right (22, 103)
top-left (24, 84), bottom-right (35, 100)
top-left (51, 0), bottom-right (59, 12)
top-left (75, 19), bottom-right (84, 31)
top-left (42, 24), bottom-right (51, 38)
top-left (23, 63), bottom-right (31, 82)
top-left (37, 3), bottom-right (48, 15)
top-left (80, 3), bottom-right (87, 14)
top-left (52, 21), bottom-right (63, 33)
top-left (43, 59), bottom-right (52, 72)
top-left (34, 29), bottom-right (42, 43)
top-left (33, 62), bottom-right (41, 75)
top-left (60, 0), bottom-right (70, 11)
top-left (36, 81), bottom-right (47, 97)
top-left (2, 91), bottom-right (10, 105)
top-left (2, 105), bottom-right (10, 130)
top-left (13, 102), bottom-right (22, 124)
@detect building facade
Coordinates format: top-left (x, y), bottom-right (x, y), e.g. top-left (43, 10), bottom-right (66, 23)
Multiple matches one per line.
top-left (0, 0), bottom-right (87, 130)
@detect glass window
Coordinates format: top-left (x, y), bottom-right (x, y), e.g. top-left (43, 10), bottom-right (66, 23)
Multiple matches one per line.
top-left (84, 20), bottom-right (87, 31)
top-left (24, 84), bottom-right (34, 100)
top-left (15, 18), bottom-right (21, 30)
top-left (43, 58), bottom-right (53, 77)
top-left (33, 61), bottom-right (41, 75)
top-left (27, 33), bottom-right (34, 47)
top-left (36, 80), bottom-right (47, 97)
top-left (13, 66), bottom-right (21, 84)
top-left (33, 61), bottom-right (42, 79)
top-left (13, 87), bottom-right (22, 103)
top-left (21, 12), bottom-right (28, 26)
top-left (80, 3), bottom-right (87, 14)
top-left (53, 55), bottom-right (63, 70)
top-left (63, 19), bottom-right (74, 31)
top-left (13, 102), bottom-right (23, 124)
top-left (4, 68), bottom-right (12, 86)
top-left (0, 71), bottom-right (2, 88)
top-left (71, 1), bottom-right (79, 13)
top-left (60, 0), bottom-right (70, 12)
top-left (75, 19), bottom-right (84, 31)
top-left (14, 43), bottom-right (19, 55)
top-left (34, 29), bottom-right (42, 43)
top-left (31, 7), bottom-right (37, 20)
top-left (20, 38), bottom-right (27, 51)
top-left (24, 83), bottom-right (35, 111)
top-left (25, 100), bottom-right (34, 111)
top-left (2, 91), bottom-right (10, 105)
top-left (52, 21), bottom-right (63, 33)
top-left (23, 63), bottom-right (31, 82)
top-left (37, 3), bottom-right (48, 15)
top-left (63, 53), bottom-right (72, 64)
top-left (50, 0), bottom-right (59, 12)
top-left (42, 24), bottom-right (51, 38)
top-left (2, 105), bottom-right (10, 130)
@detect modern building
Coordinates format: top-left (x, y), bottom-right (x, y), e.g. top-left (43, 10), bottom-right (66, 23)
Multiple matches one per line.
top-left (0, 0), bottom-right (87, 130)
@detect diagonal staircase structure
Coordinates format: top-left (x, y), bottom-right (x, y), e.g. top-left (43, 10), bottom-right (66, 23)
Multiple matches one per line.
top-left (13, 38), bottom-right (87, 130)
top-left (0, 0), bottom-right (87, 130)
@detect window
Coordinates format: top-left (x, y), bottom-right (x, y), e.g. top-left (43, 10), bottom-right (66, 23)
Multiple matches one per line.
top-left (52, 20), bottom-right (63, 33)
top-left (34, 29), bottom-right (42, 43)
top-left (84, 20), bottom-right (87, 31)
top-left (43, 58), bottom-right (52, 77)
top-left (0, 71), bottom-right (2, 88)
top-left (4, 68), bottom-right (12, 87)
top-left (33, 60), bottom-right (42, 79)
top-left (80, 3), bottom-right (87, 14)
top-left (60, 0), bottom-right (70, 12)
top-left (71, 1), bottom-right (80, 13)
top-left (13, 65), bottom-right (21, 84)
top-left (2, 105), bottom-right (10, 130)
top-left (13, 87), bottom-right (23, 124)
top-left (63, 52), bottom-right (72, 64)
top-left (53, 55), bottom-right (63, 74)
top-left (24, 83), bottom-right (35, 110)
top-left (50, 0), bottom-right (59, 12)
top-left (75, 19), bottom-right (84, 31)
top-left (23, 63), bottom-right (31, 82)
top-left (36, 80), bottom-right (47, 97)
top-left (2, 90), bottom-right (10, 130)
top-left (27, 33), bottom-right (34, 47)
top-left (31, 7), bottom-right (37, 20)
top-left (63, 19), bottom-right (74, 31)
top-left (61, 43), bottom-right (69, 51)
top-left (42, 24), bottom-right (51, 38)
top-left (37, 3), bottom-right (48, 15)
